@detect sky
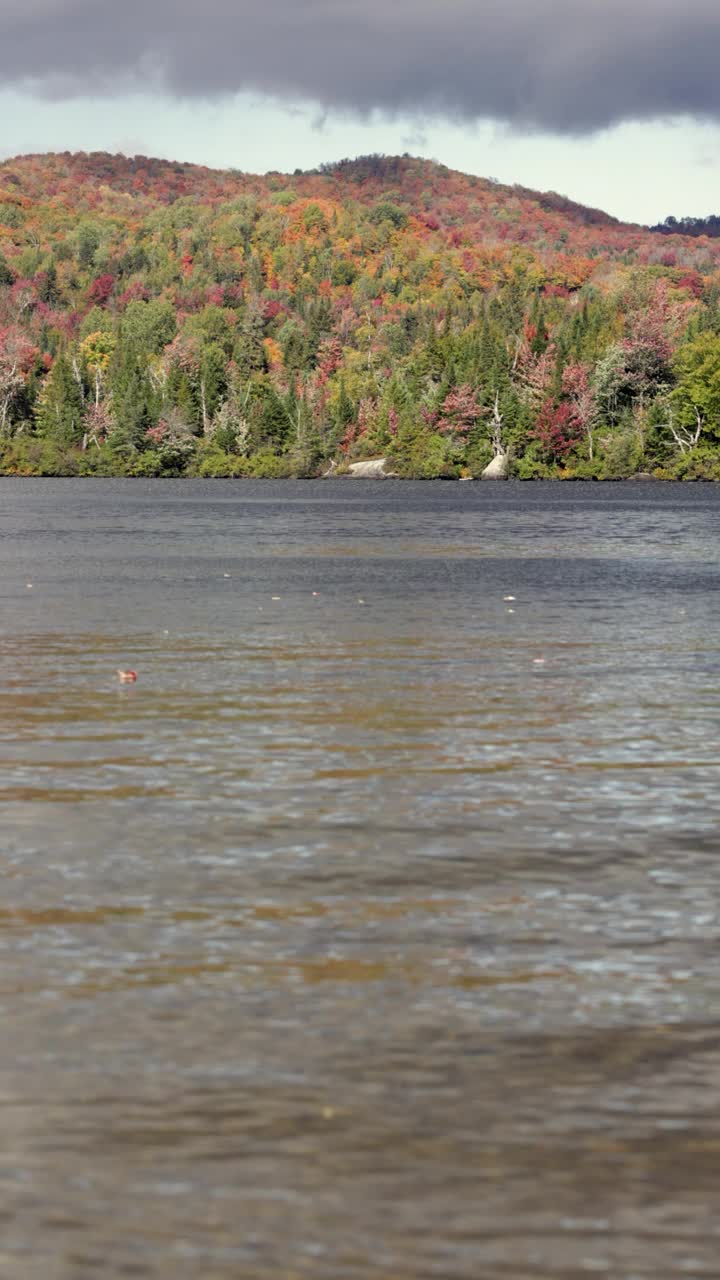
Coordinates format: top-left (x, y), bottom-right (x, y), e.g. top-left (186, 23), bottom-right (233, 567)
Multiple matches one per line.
top-left (2, 0), bottom-right (720, 225)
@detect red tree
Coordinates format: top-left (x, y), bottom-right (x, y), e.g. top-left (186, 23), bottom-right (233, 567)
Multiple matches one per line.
top-left (532, 399), bottom-right (583, 461)
top-left (437, 384), bottom-right (483, 436)
top-left (562, 362), bottom-right (598, 459)
top-left (87, 273), bottom-right (115, 306)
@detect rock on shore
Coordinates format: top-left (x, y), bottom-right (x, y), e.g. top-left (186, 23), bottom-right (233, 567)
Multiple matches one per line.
top-left (481, 453), bottom-right (509, 480)
top-left (347, 459), bottom-right (398, 477)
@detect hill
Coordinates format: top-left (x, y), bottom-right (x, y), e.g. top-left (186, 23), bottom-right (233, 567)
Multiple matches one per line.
top-left (1, 150), bottom-right (720, 479)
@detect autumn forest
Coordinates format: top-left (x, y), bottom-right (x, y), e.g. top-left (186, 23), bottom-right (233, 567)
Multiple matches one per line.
top-left (2, 150), bottom-right (720, 479)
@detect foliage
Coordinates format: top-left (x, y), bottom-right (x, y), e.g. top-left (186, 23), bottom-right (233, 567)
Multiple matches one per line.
top-left (1, 149), bottom-right (720, 478)
top-left (671, 332), bottom-right (720, 445)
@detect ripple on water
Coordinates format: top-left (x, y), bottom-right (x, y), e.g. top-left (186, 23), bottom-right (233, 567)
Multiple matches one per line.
top-left (1, 478), bottom-right (720, 1277)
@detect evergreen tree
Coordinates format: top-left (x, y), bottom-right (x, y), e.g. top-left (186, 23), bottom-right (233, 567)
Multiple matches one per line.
top-left (35, 354), bottom-right (84, 445)
top-left (235, 301), bottom-right (267, 379)
top-left (333, 377), bottom-right (355, 434)
top-left (249, 377), bottom-right (291, 452)
top-left (0, 253), bottom-right (15, 286)
top-left (111, 349), bottom-right (157, 449)
top-left (38, 261), bottom-right (59, 306)
top-left (199, 343), bottom-right (228, 430)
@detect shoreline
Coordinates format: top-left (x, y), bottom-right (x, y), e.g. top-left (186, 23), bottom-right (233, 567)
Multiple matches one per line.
top-left (1, 472), bottom-right (717, 483)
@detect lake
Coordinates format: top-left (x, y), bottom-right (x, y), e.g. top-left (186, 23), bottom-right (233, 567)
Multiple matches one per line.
top-left (1, 477), bottom-right (720, 1279)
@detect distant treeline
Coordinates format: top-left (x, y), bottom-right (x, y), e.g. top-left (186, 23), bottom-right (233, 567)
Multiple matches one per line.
top-left (651, 215), bottom-right (720, 239)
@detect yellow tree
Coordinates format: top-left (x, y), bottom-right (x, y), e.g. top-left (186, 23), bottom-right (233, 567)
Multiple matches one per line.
top-left (80, 331), bottom-right (116, 406)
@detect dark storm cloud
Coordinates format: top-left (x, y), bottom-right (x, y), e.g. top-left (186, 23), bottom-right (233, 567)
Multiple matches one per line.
top-left (2, 0), bottom-right (720, 134)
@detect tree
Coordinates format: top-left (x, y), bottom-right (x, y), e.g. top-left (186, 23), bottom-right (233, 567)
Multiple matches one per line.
top-left (121, 299), bottom-right (176, 355)
top-left (80, 330), bottom-right (116, 406)
top-left (618, 279), bottom-right (679, 407)
top-left (76, 222), bottom-right (102, 271)
top-left (110, 350), bottom-right (157, 449)
top-left (562, 362), bottom-right (598, 459)
top-left (35, 354), bottom-right (84, 445)
top-left (144, 407), bottom-right (197, 472)
top-left (517, 344), bottom-right (555, 410)
top-left (532, 399), bottom-right (583, 462)
top-left (437, 384), bottom-right (482, 436)
top-left (0, 253), bottom-right (15, 287)
top-left (0, 326), bottom-right (38, 435)
top-left (593, 344), bottom-right (627, 426)
top-left (199, 343), bottom-right (228, 432)
top-left (162, 333), bottom-right (227, 433)
top-left (333, 377), bottom-right (354, 434)
top-left (669, 332), bottom-right (720, 451)
top-left (37, 262), bottom-right (59, 306)
top-left (235, 300), bottom-right (267, 379)
top-left (389, 419), bottom-right (448, 478)
top-left (248, 376), bottom-right (291, 452)
top-left (87, 273), bottom-right (115, 307)
top-left (207, 380), bottom-right (252, 455)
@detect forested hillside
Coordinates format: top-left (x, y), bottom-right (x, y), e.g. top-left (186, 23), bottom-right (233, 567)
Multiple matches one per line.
top-left (2, 150), bottom-right (720, 478)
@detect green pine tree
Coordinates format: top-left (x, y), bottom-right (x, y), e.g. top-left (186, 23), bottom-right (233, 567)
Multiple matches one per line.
top-left (35, 354), bottom-right (84, 445)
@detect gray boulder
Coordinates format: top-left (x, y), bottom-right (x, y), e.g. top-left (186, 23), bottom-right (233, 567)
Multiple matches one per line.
top-left (348, 458), bottom-right (397, 478)
top-left (481, 453), bottom-right (509, 480)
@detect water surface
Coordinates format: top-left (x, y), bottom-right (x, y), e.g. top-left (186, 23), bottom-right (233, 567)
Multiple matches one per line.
top-left (1, 478), bottom-right (720, 1278)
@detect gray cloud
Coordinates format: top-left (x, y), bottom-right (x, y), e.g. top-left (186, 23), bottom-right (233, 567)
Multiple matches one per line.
top-left (3, 0), bottom-right (720, 134)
